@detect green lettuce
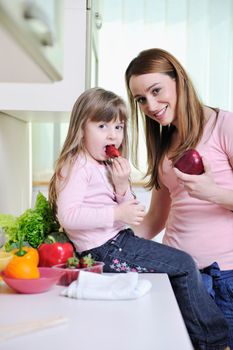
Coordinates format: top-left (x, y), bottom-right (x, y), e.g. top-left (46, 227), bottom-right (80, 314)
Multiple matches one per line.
top-left (0, 192), bottom-right (62, 250)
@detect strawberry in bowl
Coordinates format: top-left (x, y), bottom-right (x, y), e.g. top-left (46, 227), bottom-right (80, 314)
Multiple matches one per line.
top-left (52, 254), bottom-right (104, 286)
top-left (80, 253), bottom-right (95, 268)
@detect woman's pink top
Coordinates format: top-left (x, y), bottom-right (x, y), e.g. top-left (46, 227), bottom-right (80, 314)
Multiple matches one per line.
top-left (57, 155), bottom-right (133, 253)
top-left (161, 109), bottom-right (233, 270)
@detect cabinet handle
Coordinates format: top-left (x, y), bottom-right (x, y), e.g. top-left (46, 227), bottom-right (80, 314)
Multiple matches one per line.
top-left (23, 1), bottom-right (55, 47)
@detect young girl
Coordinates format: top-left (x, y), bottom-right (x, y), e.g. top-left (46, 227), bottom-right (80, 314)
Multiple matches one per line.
top-left (49, 87), bottom-right (228, 350)
top-left (125, 48), bottom-right (233, 348)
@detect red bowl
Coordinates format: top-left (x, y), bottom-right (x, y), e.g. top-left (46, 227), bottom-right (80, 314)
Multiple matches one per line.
top-left (1, 267), bottom-right (64, 294)
top-left (52, 262), bottom-right (104, 286)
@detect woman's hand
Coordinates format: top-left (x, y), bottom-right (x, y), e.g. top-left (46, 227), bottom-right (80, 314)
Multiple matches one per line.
top-left (107, 157), bottom-right (131, 196)
top-left (174, 157), bottom-right (218, 202)
top-left (114, 199), bottom-right (145, 225)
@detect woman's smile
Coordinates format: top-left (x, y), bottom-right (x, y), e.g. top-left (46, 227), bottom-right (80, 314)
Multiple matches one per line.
top-left (153, 105), bottom-right (168, 120)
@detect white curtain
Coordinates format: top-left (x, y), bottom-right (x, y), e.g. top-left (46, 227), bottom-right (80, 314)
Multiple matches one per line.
top-left (98, 0), bottom-right (233, 182)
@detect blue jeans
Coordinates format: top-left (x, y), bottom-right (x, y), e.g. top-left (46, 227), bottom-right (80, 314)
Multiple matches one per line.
top-left (201, 262), bottom-right (233, 349)
top-left (80, 229), bottom-right (228, 350)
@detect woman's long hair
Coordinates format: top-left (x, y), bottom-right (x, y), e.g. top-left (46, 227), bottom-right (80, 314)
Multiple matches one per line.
top-left (125, 48), bottom-right (205, 189)
top-left (49, 87), bottom-right (129, 214)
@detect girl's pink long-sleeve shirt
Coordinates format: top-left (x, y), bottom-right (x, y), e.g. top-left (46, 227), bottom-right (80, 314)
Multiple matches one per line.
top-left (57, 155), bottom-right (133, 253)
top-left (161, 109), bottom-right (233, 270)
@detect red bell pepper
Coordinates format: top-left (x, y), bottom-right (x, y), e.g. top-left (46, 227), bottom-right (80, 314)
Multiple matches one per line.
top-left (38, 241), bottom-right (74, 267)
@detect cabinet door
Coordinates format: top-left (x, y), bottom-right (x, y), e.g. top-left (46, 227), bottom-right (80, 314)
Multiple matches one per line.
top-left (0, 0), bottom-right (64, 83)
top-left (0, 0), bottom-right (87, 122)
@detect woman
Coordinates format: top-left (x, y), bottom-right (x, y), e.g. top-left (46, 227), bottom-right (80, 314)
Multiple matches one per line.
top-left (125, 48), bottom-right (233, 348)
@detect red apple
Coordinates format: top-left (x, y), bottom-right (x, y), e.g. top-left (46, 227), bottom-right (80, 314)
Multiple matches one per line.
top-left (174, 149), bottom-right (204, 175)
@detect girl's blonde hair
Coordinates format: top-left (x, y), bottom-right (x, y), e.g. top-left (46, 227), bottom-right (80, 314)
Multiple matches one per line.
top-left (49, 87), bottom-right (128, 214)
top-left (125, 48), bottom-right (205, 189)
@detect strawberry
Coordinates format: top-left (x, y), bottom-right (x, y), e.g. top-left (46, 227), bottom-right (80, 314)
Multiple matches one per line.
top-left (80, 253), bottom-right (95, 268)
top-left (106, 145), bottom-right (120, 158)
top-left (66, 256), bottom-right (80, 269)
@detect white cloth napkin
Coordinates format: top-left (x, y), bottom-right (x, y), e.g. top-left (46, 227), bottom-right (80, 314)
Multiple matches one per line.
top-left (60, 271), bottom-right (152, 300)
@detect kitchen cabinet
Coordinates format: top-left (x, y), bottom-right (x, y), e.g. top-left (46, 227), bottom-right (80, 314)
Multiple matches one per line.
top-left (0, 0), bottom-right (88, 122)
top-left (0, 0), bottom-right (92, 215)
top-left (0, 0), bottom-right (64, 83)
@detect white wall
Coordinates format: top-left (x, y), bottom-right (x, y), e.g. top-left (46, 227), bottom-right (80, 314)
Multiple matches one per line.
top-left (99, 0), bottom-right (233, 107)
top-left (0, 114), bottom-right (31, 215)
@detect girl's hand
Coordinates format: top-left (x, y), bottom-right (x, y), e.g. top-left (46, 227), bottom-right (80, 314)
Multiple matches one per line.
top-left (107, 157), bottom-right (131, 196)
top-left (174, 157), bottom-right (217, 202)
top-left (114, 199), bottom-right (145, 225)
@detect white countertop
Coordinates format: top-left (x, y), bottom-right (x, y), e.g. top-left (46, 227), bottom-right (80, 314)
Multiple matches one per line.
top-left (0, 274), bottom-right (193, 350)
